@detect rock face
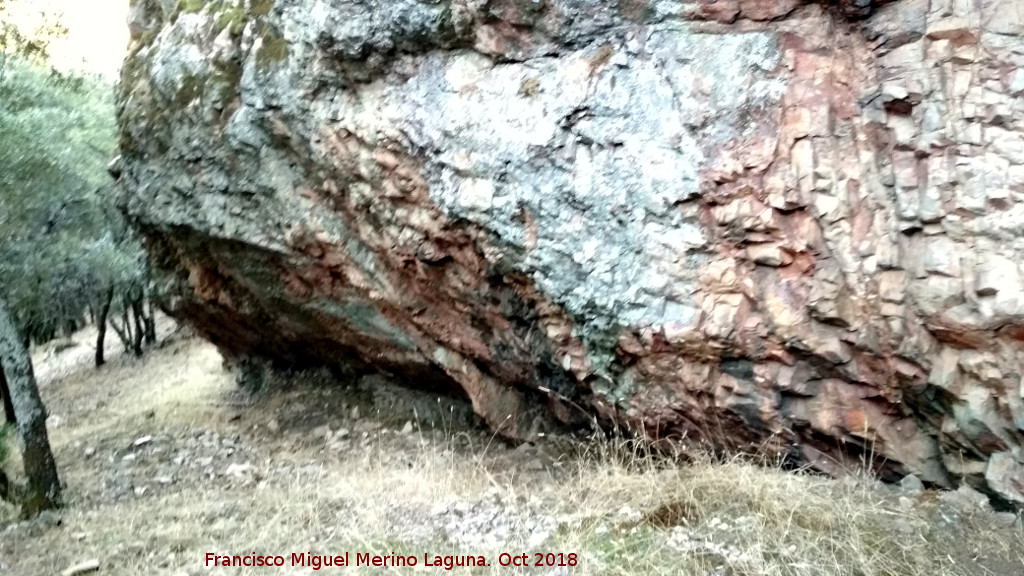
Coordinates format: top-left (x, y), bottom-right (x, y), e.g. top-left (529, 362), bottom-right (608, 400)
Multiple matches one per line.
top-left (117, 0), bottom-right (1024, 504)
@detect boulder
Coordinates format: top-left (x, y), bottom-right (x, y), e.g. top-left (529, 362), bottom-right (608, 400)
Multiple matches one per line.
top-left (116, 0), bottom-right (1024, 500)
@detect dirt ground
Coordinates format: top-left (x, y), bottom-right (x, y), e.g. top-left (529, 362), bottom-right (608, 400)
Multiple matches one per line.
top-left (1, 323), bottom-right (1023, 576)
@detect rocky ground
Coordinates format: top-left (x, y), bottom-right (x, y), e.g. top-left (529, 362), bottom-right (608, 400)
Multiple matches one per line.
top-left (1, 323), bottom-right (1023, 576)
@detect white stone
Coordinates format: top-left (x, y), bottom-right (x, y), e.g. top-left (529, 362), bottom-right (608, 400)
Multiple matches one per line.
top-left (225, 462), bottom-right (254, 477)
top-left (1010, 69), bottom-right (1024, 95)
top-left (458, 178), bottom-right (495, 212)
top-left (986, 452), bottom-right (1024, 504)
top-left (62, 559), bottom-right (100, 576)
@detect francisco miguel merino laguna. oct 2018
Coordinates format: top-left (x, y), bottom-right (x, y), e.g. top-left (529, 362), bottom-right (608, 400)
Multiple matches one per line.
top-left (205, 551), bottom-right (581, 570)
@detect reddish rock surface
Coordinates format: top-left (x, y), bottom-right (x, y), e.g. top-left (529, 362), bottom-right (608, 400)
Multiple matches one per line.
top-left (117, 0), bottom-right (1024, 504)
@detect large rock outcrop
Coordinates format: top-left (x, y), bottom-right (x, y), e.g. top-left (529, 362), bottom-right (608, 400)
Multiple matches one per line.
top-left (116, 0), bottom-right (1024, 504)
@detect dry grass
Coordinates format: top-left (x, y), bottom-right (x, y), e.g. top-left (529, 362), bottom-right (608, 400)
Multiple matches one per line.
top-left (1, 327), bottom-right (1022, 576)
top-left (556, 445), bottom-right (1024, 576)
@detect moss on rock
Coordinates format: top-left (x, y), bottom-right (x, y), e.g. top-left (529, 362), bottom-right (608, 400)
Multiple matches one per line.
top-left (177, 0), bottom-right (207, 14)
top-left (251, 0), bottom-right (274, 17)
top-left (174, 0), bottom-right (269, 35)
top-left (255, 23), bottom-right (289, 69)
top-left (172, 72), bottom-right (204, 111)
top-left (216, 3), bottom-right (248, 35)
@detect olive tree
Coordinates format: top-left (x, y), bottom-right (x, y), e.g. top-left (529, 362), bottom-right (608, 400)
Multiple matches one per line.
top-left (0, 295), bottom-right (61, 515)
top-left (0, 1), bottom-right (147, 516)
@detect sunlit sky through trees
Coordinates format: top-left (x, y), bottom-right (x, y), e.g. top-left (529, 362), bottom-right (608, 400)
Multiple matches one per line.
top-left (3, 0), bottom-right (129, 78)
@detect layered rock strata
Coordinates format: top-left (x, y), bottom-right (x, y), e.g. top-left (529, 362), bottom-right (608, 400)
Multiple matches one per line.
top-left (116, 0), bottom-right (1024, 504)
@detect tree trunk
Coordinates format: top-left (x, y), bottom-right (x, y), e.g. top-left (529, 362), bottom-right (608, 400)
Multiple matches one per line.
top-left (0, 363), bottom-right (15, 425)
top-left (0, 292), bottom-right (62, 517)
top-left (143, 298), bottom-right (157, 346)
top-left (130, 294), bottom-right (144, 357)
top-left (95, 288), bottom-right (113, 367)
top-left (110, 305), bottom-right (132, 354)
top-left (0, 468), bottom-right (9, 504)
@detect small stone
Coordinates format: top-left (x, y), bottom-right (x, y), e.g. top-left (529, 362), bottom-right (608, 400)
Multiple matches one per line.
top-left (133, 435), bottom-right (153, 447)
top-left (900, 474), bottom-right (925, 493)
top-left (893, 519), bottom-right (916, 535)
top-left (745, 243), bottom-right (792, 267)
top-left (524, 458), bottom-right (545, 472)
top-left (939, 484), bottom-right (990, 511)
top-left (985, 452), bottom-right (1024, 504)
top-left (354, 420), bottom-right (380, 433)
top-left (62, 559), bottom-right (100, 576)
top-left (83, 447), bottom-right (96, 458)
top-left (401, 421), bottom-right (414, 435)
top-left (311, 424), bottom-right (332, 441)
top-left (134, 486), bottom-right (148, 496)
top-left (992, 512), bottom-right (1020, 529)
top-left (225, 462), bottom-right (254, 477)
top-left (266, 418), bottom-right (279, 432)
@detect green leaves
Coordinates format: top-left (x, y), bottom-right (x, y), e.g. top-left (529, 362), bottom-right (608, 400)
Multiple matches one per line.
top-left (0, 55), bottom-right (141, 340)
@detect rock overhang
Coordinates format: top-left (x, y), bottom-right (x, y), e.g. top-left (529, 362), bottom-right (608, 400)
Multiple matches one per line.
top-left (117, 0), bottom-right (1024, 507)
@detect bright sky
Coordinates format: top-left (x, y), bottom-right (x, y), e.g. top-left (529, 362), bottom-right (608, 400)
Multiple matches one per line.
top-left (3, 0), bottom-right (130, 78)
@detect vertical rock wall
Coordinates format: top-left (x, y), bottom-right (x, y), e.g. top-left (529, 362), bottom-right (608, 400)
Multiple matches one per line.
top-left (116, 0), bottom-right (1024, 504)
